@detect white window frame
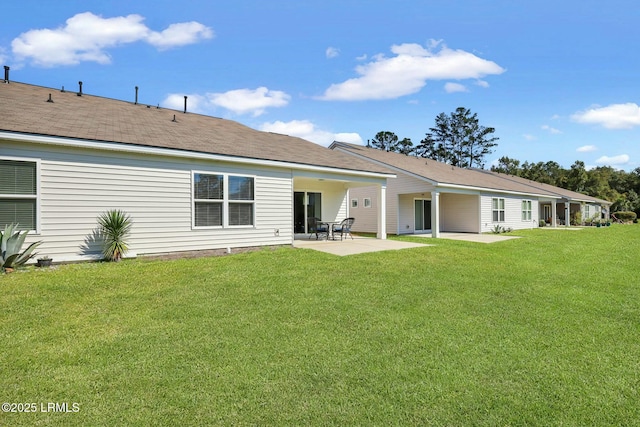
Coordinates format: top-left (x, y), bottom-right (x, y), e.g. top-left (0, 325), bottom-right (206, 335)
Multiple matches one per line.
top-left (492, 197), bottom-right (505, 222)
top-left (521, 200), bottom-right (532, 221)
top-left (363, 198), bottom-right (372, 208)
top-left (0, 156), bottom-right (41, 234)
top-left (192, 171), bottom-right (255, 229)
top-left (351, 198), bottom-right (358, 208)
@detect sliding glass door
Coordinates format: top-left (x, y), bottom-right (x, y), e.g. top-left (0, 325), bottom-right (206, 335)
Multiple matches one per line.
top-left (294, 191), bottom-right (322, 233)
top-left (414, 199), bottom-right (431, 232)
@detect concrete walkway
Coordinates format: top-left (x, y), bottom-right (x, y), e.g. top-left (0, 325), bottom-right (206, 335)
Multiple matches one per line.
top-left (412, 232), bottom-right (521, 243)
top-left (293, 236), bottom-right (430, 256)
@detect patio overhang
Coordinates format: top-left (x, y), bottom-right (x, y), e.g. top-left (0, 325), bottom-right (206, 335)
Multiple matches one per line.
top-left (292, 168), bottom-right (394, 240)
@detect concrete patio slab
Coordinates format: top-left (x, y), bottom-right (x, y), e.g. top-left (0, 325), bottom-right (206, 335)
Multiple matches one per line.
top-left (411, 232), bottom-right (520, 243)
top-left (293, 236), bottom-right (431, 256)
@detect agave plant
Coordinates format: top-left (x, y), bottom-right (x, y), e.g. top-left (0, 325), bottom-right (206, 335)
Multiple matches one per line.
top-left (0, 223), bottom-right (42, 271)
top-left (97, 209), bottom-right (132, 262)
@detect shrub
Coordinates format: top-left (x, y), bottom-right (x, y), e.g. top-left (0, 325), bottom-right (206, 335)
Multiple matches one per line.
top-left (571, 211), bottom-right (582, 226)
top-left (614, 211), bottom-right (637, 223)
top-left (0, 223), bottom-right (42, 272)
top-left (539, 220), bottom-right (546, 227)
top-left (97, 209), bottom-right (132, 262)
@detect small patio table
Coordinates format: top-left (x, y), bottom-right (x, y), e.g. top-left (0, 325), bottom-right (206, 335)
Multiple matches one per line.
top-left (321, 220), bottom-right (340, 240)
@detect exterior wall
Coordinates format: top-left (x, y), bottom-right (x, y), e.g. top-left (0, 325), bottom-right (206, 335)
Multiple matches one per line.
top-left (397, 194), bottom-right (418, 234)
top-left (348, 186), bottom-right (378, 233)
top-left (480, 193), bottom-right (539, 232)
top-left (348, 173), bottom-right (433, 234)
top-left (440, 193), bottom-right (480, 233)
top-left (2, 141), bottom-right (294, 262)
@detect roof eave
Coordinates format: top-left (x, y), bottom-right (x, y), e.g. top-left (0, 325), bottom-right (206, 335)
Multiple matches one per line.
top-left (0, 131), bottom-right (396, 180)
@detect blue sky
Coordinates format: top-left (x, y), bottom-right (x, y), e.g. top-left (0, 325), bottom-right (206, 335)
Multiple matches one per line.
top-left (2, 0), bottom-right (639, 171)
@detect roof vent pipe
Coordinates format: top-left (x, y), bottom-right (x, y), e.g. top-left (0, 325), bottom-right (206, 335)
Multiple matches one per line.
top-left (3, 66), bottom-right (9, 84)
top-left (77, 81), bottom-right (83, 96)
top-left (47, 94), bottom-right (53, 103)
top-left (184, 95), bottom-right (187, 113)
top-left (135, 86), bottom-right (139, 105)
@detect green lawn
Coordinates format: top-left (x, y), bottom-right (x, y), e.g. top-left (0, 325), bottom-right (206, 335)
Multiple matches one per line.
top-left (1, 226), bottom-right (639, 426)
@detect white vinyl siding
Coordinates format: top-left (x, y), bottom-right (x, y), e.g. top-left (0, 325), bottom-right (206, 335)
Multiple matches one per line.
top-left (0, 158), bottom-right (39, 231)
top-left (481, 194), bottom-right (539, 232)
top-left (1, 142), bottom-right (293, 262)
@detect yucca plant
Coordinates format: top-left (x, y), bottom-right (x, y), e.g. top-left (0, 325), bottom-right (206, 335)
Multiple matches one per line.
top-left (97, 209), bottom-right (132, 262)
top-left (0, 223), bottom-right (42, 272)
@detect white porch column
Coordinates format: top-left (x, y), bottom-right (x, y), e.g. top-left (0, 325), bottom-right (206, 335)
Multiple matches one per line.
top-left (565, 202), bottom-right (570, 226)
top-left (376, 184), bottom-right (387, 239)
top-left (431, 190), bottom-right (440, 238)
top-left (552, 202), bottom-right (557, 227)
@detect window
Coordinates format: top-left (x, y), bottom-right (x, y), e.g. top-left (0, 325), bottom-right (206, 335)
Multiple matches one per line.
top-left (193, 173), bottom-right (254, 227)
top-left (0, 159), bottom-right (38, 231)
top-left (492, 198), bottom-right (505, 222)
top-left (521, 200), bottom-right (532, 221)
top-left (228, 176), bottom-right (254, 226)
top-left (351, 198), bottom-right (358, 208)
top-left (363, 198), bottom-right (372, 208)
top-left (585, 205), bottom-right (590, 219)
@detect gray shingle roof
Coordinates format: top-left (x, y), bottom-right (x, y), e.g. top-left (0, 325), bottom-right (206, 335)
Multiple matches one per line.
top-left (332, 142), bottom-right (610, 204)
top-left (0, 81), bottom-right (392, 175)
top-left (480, 170), bottom-right (611, 204)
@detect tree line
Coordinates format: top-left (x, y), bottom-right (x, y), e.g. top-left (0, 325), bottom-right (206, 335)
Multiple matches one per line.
top-left (366, 107), bottom-right (498, 168)
top-left (366, 106), bottom-right (639, 214)
top-left (491, 158), bottom-right (640, 214)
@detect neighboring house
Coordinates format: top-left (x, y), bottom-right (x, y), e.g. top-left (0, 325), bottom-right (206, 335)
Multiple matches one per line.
top-left (482, 171), bottom-right (611, 226)
top-left (330, 142), bottom-right (611, 236)
top-left (0, 77), bottom-right (394, 262)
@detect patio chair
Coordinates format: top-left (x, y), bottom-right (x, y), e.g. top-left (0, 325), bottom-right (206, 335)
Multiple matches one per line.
top-left (308, 217), bottom-right (329, 240)
top-left (332, 217), bottom-right (355, 240)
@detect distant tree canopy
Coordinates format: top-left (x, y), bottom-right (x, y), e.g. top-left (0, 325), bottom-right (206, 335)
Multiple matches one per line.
top-left (369, 107), bottom-right (498, 168)
top-left (491, 157), bottom-right (640, 214)
top-left (416, 107), bottom-right (498, 168)
top-left (367, 108), bottom-right (639, 213)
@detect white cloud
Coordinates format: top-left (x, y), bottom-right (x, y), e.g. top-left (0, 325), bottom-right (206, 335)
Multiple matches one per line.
top-left (541, 124), bottom-right (562, 134)
top-left (356, 54), bottom-right (368, 61)
top-left (572, 103), bottom-right (640, 129)
top-left (523, 134), bottom-right (536, 141)
top-left (595, 154), bottom-right (630, 166)
top-left (444, 82), bottom-right (468, 93)
top-left (146, 21), bottom-right (214, 50)
top-left (259, 120), bottom-right (362, 146)
top-left (11, 12), bottom-right (213, 67)
top-left (475, 80), bottom-right (490, 88)
top-left (162, 87), bottom-right (289, 116)
top-left (162, 93), bottom-right (208, 114)
top-left (577, 145), bottom-right (597, 153)
top-left (318, 40), bottom-right (505, 101)
top-left (326, 47), bottom-right (340, 59)
top-left (208, 87), bottom-right (290, 116)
